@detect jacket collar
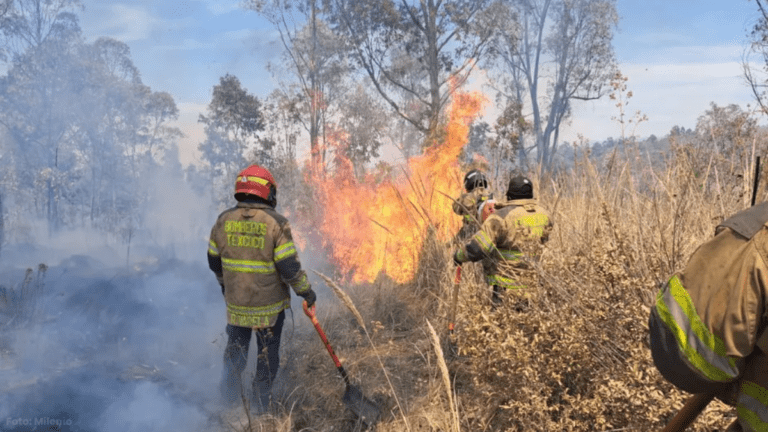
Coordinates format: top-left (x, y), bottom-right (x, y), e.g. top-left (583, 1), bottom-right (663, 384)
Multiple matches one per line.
top-left (496, 198), bottom-right (537, 208)
top-left (236, 201), bottom-right (273, 210)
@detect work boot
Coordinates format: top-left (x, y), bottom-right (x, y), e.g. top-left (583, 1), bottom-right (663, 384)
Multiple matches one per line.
top-left (491, 285), bottom-right (503, 310)
top-left (220, 366), bottom-right (244, 406)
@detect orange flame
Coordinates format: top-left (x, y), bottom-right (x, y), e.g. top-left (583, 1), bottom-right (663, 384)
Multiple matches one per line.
top-left (310, 89), bottom-right (487, 284)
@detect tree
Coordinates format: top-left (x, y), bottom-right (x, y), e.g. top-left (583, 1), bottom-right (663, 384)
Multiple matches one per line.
top-left (245, 0), bottom-right (349, 174)
top-left (0, 33), bottom-right (84, 231)
top-left (489, 99), bottom-right (528, 179)
top-left (0, 0), bottom-right (13, 61)
top-left (0, 0), bottom-right (81, 60)
top-left (333, 0), bottom-right (499, 143)
top-left (198, 74), bottom-right (266, 206)
top-left (695, 103), bottom-right (757, 165)
top-left (487, 0), bottom-right (618, 170)
top-left (337, 84), bottom-right (387, 178)
top-left (464, 121), bottom-right (491, 163)
top-left (0, 32), bottom-right (181, 234)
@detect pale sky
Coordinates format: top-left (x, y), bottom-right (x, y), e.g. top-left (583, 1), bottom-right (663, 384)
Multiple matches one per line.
top-left (78, 0), bottom-right (763, 166)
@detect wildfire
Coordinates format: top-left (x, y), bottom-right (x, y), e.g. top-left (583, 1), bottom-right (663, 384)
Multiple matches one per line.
top-left (310, 89), bottom-right (487, 284)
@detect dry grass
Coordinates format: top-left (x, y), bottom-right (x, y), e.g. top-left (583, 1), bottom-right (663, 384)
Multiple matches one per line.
top-left (226, 141), bottom-right (759, 431)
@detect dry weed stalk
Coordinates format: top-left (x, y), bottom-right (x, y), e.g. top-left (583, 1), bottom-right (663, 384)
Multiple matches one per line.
top-left (313, 270), bottom-right (412, 432)
top-left (314, 270), bottom-right (367, 332)
top-left (426, 319), bottom-right (460, 432)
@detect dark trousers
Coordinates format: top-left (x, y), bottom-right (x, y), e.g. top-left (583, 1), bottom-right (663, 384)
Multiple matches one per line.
top-left (221, 310), bottom-right (285, 406)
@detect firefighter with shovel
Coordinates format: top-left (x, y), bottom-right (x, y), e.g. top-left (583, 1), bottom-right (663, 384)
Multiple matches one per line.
top-left (650, 201), bottom-right (768, 432)
top-left (207, 164), bottom-right (317, 411)
top-left (453, 175), bottom-right (553, 308)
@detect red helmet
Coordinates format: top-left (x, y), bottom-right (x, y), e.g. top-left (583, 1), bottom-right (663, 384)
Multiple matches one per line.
top-left (234, 165), bottom-right (277, 205)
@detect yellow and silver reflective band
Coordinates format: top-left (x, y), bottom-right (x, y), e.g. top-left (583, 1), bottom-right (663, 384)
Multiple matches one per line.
top-left (222, 258), bottom-right (276, 274)
top-left (227, 299), bottom-right (290, 328)
top-left (274, 242), bottom-right (297, 261)
top-left (498, 249), bottom-right (523, 260)
top-left (292, 272), bottom-right (311, 294)
top-left (208, 239), bottom-right (220, 256)
top-left (473, 230), bottom-right (495, 254)
top-left (238, 175), bottom-right (270, 185)
top-left (655, 275), bottom-right (739, 382)
top-left (516, 214), bottom-right (550, 237)
top-left (486, 274), bottom-right (526, 289)
top-left (738, 381), bottom-right (768, 432)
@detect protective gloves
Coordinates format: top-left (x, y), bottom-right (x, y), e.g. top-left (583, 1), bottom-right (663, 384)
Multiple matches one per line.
top-left (453, 250), bottom-right (463, 267)
top-left (299, 288), bottom-right (317, 308)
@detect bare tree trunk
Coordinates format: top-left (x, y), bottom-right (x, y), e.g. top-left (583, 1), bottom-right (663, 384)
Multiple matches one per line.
top-left (0, 192), bottom-right (4, 260)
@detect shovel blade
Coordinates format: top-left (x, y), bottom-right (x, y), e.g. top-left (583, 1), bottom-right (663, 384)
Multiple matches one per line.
top-left (343, 384), bottom-right (380, 425)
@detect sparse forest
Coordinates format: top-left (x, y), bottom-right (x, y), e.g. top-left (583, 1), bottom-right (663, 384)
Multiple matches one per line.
top-left (2, 0), bottom-right (768, 431)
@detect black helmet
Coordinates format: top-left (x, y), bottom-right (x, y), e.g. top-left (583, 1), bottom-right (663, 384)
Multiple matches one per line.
top-left (463, 169), bottom-right (488, 192)
top-left (507, 175), bottom-right (533, 200)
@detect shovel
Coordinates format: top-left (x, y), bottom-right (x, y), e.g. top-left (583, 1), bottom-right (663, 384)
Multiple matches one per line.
top-left (303, 301), bottom-right (381, 425)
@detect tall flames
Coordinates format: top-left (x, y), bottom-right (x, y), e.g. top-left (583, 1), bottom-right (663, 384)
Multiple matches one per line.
top-left (309, 90), bottom-right (486, 284)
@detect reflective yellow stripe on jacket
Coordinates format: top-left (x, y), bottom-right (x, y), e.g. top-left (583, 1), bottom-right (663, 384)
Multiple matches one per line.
top-left (274, 241), bottom-right (297, 261)
top-left (486, 274), bottom-right (526, 289)
top-left (221, 257), bottom-right (276, 274)
top-left (474, 230), bottom-right (495, 255)
top-left (227, 299), bottom-right (290, 328)
top-left (738, 381), bottom-right (768, 432)
top-left (655, 275), bottom-right (739, 382)
top-left (498, 249), bottom-right (523, 260)
top-left (292, 272), bottom-right (311, 294)
top-left (208, 239), bottom-right (219, 256)
top-left (515, 214), bottom-right (550, 238)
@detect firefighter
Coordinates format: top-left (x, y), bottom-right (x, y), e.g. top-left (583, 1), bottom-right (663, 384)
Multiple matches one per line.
top-left (207, 164), bottom-right (317, 410)
top-left (453, 175), bottom-right (553, 308)
top-left (453, 169), bottom-right (494, 241)
top-left (649, 202), bottom-right (768, 432)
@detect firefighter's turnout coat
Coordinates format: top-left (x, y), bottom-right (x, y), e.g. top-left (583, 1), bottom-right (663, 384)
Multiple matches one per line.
top-left (650, 202), bottom-right (768, 432)
top-left (207, 201), bottom-right (311, 329)
top-left (452, 187), bottom-right (494, 240)
top-left (455, 198), bottom-right (553, 289)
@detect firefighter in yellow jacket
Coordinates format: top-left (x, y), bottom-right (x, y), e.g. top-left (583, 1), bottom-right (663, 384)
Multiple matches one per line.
top-left (453, 175), bottom-right (553, 306)
top-left (453, 169), bottom-right (494, 241)
top-left (650, 202), bottom-right (768, 432)
top-left (208, 164), bottom-right (317, 409)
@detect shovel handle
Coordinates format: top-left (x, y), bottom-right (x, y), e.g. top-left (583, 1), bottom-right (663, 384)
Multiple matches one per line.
top-left (303, 301), bottom-right (351, 385)
top-left (449, 265), bottom-right (462, 334)
top-left (661, 392), bottom-right (715, 432)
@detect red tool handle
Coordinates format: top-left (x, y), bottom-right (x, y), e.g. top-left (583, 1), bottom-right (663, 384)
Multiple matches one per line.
top-left (303, 301), bottom-right (351, 385)
top-left (449, 265), bottom-right (462, 333)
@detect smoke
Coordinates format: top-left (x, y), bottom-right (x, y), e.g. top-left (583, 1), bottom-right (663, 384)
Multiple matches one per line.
top-left (0, 152), bottom-right (358, 431)
top-left (0, 160), bottom-right (231, 431)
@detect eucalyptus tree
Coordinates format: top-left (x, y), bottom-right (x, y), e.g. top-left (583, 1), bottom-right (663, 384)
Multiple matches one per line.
top-left (745, 0), bottom-right (768, 116)
top-left (245, 0), bottom-right (350, 174)
top-left (488, 0), bottom-right (618, 170)
top-left (198, 74), bottom-right (266, 206)
top-left (0, 0), bottom-right (81, 60)
top-left (332, 0), bottom-right (500, 146)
